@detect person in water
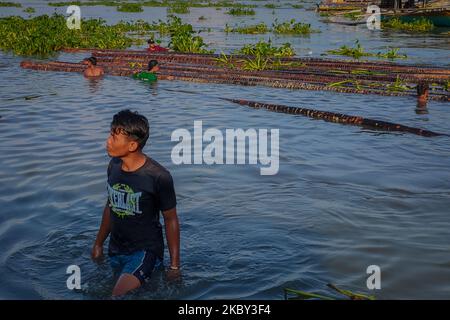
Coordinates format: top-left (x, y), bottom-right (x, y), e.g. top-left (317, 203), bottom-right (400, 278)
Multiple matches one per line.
top-left (91, 110), bottom-right (181, 297)
top-left (147, 39), bottom-right (169, 52)
top-left (416, 81), bottom-right (429, 113)
top-left (132, 60), bottom-right (159, 82)
top-left (83, 57), bottom-right (104, 78)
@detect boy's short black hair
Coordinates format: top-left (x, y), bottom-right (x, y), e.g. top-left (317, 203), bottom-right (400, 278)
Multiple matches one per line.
top-left (111, 110), bottom-right (149, 150)
top-left (417, 81), bottom-right (429, 95)
top-left (85, 56), bottom-right (97, 66)
top-left (147, 38), bottom-right (155, 44)
top-left (148, 60), bottom-right (158, 70)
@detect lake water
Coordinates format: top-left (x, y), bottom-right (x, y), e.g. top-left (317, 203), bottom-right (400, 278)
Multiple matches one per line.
top-left (0, 0), bottom-right (449, 299)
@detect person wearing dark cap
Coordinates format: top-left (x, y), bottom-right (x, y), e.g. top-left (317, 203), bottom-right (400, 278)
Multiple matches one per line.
top-left (147, 39), bottom-right (169, 52)
top-left (83, 56), bottom-right (104, 78)
top-left (132, 60), bottom-right (159, 82)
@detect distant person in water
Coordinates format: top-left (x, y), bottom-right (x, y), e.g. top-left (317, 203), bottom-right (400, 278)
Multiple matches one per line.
top-left (147, 39), bottom-right (169, 52)
top-left (83, 57), bottom-right (104, 78)
top-left (416, 81), bottom-right (429, 112)
top-left (132, 60), bottom-right (159, 82)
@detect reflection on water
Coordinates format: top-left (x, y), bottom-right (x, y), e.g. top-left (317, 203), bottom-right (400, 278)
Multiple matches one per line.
top-left (1, 1), bottom-right (450, 300)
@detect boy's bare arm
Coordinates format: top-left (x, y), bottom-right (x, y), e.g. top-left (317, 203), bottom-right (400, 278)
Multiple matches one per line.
top-left (92, 203), bottom-right (111, 260)
top-left (162, 207), bottom-right (180, 268)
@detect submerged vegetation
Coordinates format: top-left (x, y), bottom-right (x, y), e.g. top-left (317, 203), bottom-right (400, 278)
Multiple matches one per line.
top-left (327, 40), bottom-right (407, 60)
top-left (382, 17), bottom-right (434, 32)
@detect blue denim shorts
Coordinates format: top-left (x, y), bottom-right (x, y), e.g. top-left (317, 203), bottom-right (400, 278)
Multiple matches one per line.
top-left (110, 250), bottom-right (163, 285)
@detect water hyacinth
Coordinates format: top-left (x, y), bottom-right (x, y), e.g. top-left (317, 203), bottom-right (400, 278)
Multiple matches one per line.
top-left (224, 23), bottom-right (269, 34)
top-left (145, 15), bottom-right (211, 53)
top-left (116, 3), bottom-right (144, 12)
top-left (0, 14), bottom-right (140, 56)
top-left (0, 1), bottom-right (21, 7)
top-left (272, 19), bottom-right (317, 35)
top-left (327, 40), bottom-right (407, 60)
top-left (382, 17), bottom-right (434, 33)
top-left (236, 40), bottom-right (295, 58)
top-left (167, 2), bottom-right (190, 14)
top-left (226, 7), bottom-right (255, 15)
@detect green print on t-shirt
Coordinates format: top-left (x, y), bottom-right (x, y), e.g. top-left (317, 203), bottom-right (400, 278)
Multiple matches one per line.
top-left (107, 183), bottom-right (142, 218)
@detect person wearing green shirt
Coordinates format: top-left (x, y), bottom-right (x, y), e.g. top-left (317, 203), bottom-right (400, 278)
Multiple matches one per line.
top-left (133, 60), bottom-right (159, 82)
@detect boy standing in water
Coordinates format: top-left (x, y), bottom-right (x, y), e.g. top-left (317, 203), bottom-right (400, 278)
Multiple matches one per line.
top-left (92, 110), bottom-right (180, 297)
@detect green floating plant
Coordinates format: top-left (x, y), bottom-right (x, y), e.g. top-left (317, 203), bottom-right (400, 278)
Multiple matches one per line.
top-left (284, 284), bottom-right (375, 300)
top-left (0, 14), bottom-right (150, 56)
top-left (224, 23), bottom-right (269, 34)
top-left (382, 17), bottom-right (434, 33)
top-left (272, 18), bottom-right (318, 35)
top-left (226, 7), bottom-right (255, 16)
top-left (116, 3), bottom-right (143, 13)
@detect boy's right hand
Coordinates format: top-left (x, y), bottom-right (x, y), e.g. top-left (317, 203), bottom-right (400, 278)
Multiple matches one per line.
top-left (91, 244), bottom-right (104, 262)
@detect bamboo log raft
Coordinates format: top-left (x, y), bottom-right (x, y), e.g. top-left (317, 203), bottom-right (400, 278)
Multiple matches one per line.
top-left (64, 48), bottom-right (450, 77)
top-left (19, 60), bottom-right (447, 137)
top-left (90, 50), bottom-right (450, 77)
top-left (221, 98), bottom-right (446, 137)
top-left (20, 60), bottom-right (450, 101)
top-left (94, 59), bottom-right (449, 86)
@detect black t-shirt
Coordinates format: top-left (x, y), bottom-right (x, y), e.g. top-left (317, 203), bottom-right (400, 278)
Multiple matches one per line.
top-left (106, 156), bottom-right (177, 257)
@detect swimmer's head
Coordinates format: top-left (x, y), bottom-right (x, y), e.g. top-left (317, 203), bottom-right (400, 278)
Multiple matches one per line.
top-left (84, 57), bottom-right (97, 66)
top-left (148, 60), bottom-right (159, 72)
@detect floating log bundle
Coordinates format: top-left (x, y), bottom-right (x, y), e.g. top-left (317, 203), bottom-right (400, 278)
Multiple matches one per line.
top-left (19, 52), bottom-right (449, 137)
top-left (21, 50), bottom-right (450, 102)
top-left (222, 98), bottom-right (446, 137)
